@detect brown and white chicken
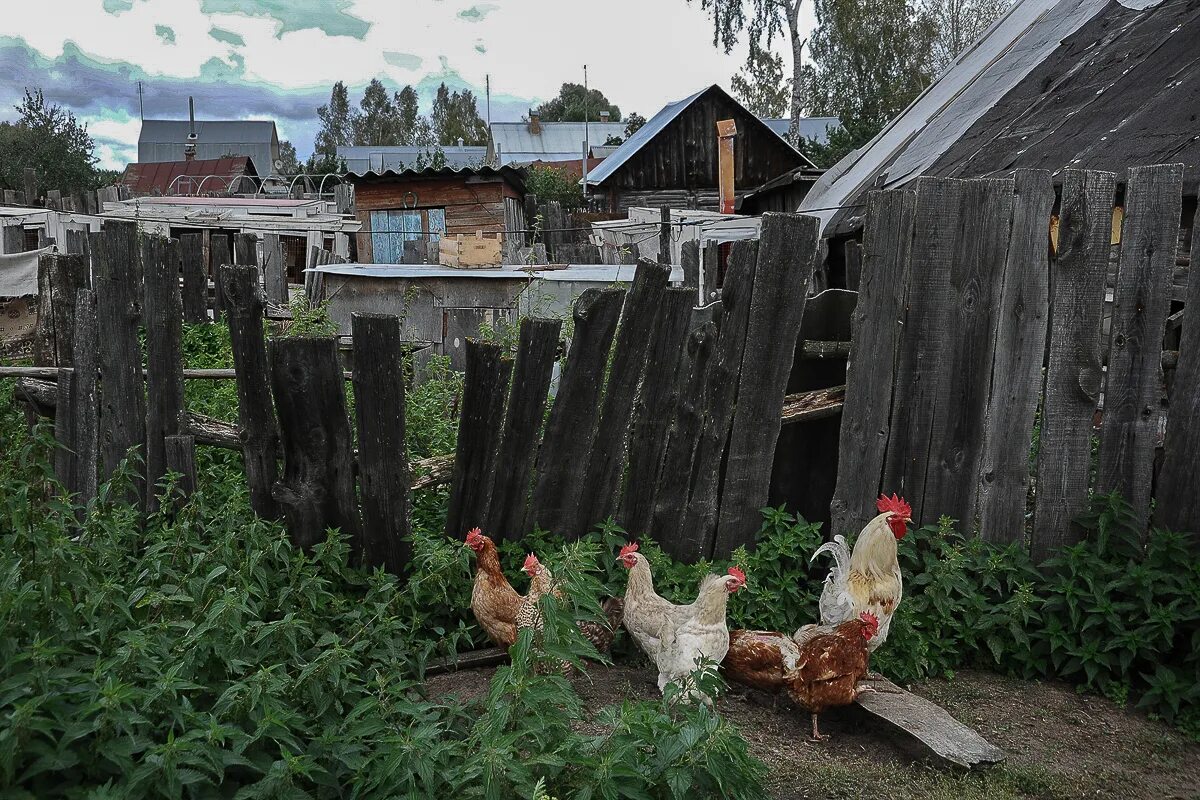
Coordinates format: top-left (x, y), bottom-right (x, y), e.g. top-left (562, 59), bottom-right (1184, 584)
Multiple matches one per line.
top-left (514, 553), bottom-right (625, 657)
top-left (797, 494), bottom-right (911, 652)
top-left (465, 527), bottom-right (522, 647)
top-left (786, 612), bottom-right (880, 740)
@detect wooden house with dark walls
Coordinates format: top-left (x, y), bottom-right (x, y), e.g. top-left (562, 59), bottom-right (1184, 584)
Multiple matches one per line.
top-left (584, 85), bottom-right (814, 212)
top-left (345, 165), bottom-right (527, 263)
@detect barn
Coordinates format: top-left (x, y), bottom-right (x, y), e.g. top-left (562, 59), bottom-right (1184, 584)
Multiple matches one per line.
top-left (345, 165), bottom-right (527, 264)
top-left (584, 85), bottom-right (814, 211)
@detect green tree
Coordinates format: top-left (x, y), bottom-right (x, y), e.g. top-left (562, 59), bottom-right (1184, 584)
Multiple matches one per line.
top-left (800, 0), bottom-right (934, 165)
top-left (395, 85), bottom-right (434, 146)
top-left (353, 78), bottom-right (402, 146)
top-left (534, 83), bottom-right (622, 123)
top-left (731, 44), bottom-right (791, 119)
top-left (314, 81), bottom-right (355, 161)
top-left (0, 89), bottom-right (101, 194)
top-left (430, 83), bottom-right (487, 146)
top-left (687, 0), bottom-right (806, 139)
top-left (277, 140), bottom-right (301, 174)
top-left (623, 112), bottom-right (647, 137)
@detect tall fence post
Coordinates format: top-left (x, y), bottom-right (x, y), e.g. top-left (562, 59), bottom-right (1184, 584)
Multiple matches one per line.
top-left (679, 241), bottom-right (757, 560)
top-left (35, 252), bottom-right (87, 366)
top-left (573, 260), bottom-right (670, 537)
top-left (487, 317), bottom-right (562, 540)
top-left (1095, 163), bottom-right (1183, 531)
top-left (658, 206), bottom-right (671, 265)
top-left (262, 232), bottom-right (288, 306)
top-left (445, 339), bottom-right (509, 540)
top-left (91, 221), bottom-right (146, 507)
top-left (714, 212), bottom-right (819, 557)
top-left (352, 313), bottom-right (411, 573)
top-left (221, 264), bottom-right (281, 519)
top-left (180, 233), bottom-right (208, 324)
top-left (974, 170), bottom-right (1056, 543)
top-left (143, 235), bottom-right (185, 512)
top-left (1031, 170), bottom-right (1116, 560)
top-left (210, 233), bottom-right (231, 319)
top-left (525, 288), bottom-right (624, 538)
top-left (829, 190), bottom-right (915, 537)
top-left (269, 336), bottom-right (360, 551)
top-left (619, 286), bottom-right (694, 536)
top-left (71, 288), bottom-right (99, 510)
top-left (1156, 202), bottom-right (1200, 537)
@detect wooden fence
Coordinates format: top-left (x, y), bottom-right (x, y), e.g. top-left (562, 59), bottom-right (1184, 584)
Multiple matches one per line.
top-left (13, 211), bottom-right (837, 571)
top-left (831, 166), bottom-right (1197, 558)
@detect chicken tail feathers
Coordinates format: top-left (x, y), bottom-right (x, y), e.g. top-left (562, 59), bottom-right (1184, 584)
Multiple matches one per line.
top-left (811, 534), bottom-right (850, 578)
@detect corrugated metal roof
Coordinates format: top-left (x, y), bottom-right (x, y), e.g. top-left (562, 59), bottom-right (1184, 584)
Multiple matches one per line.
top-left (760, 117), bottom-right (842, 145)
top-left (585, 85), bottom-right (812, 186)
top-left (490, 120), bottom-right (627, 164)
top-left (138, 119), bottom-right (279, 175)
top-left (120, 156), bottom-right (256, 196)
top-left (801, 0), bottom-right (1197, 232)
top-left (338, 145), bottom-right (488, 174)
top-left (344, 164), bottom-right (526, 194)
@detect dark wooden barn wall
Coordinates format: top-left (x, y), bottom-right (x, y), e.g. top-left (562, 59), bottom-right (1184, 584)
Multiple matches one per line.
top-left (605, 92), bottom-right (808, 192)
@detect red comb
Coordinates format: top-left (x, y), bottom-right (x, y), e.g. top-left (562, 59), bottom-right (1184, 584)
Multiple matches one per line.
top-left (876, 493), bottom-right (912, 519)
top-left (619, 542), bottom-right (639, 558)
top-left (523, 553), bottom-right (540, 573)
top-left (466, 527), bottom-right (483, 539)
top-left (727, 566), bottom-right (746, 583)
top-left (859, 611), bottom-right (879, 626)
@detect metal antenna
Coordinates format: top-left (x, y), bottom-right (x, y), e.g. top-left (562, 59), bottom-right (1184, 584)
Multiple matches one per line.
top-left (138, 81), bottom-right (144, 120)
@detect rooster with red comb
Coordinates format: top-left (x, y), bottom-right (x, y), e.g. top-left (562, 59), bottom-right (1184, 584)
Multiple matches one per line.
top-left (796, 493), bottom-right (911, 653)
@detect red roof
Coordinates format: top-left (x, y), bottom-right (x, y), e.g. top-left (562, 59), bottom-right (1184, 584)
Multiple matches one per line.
top-left (120, 156), bottom-right (257, 196)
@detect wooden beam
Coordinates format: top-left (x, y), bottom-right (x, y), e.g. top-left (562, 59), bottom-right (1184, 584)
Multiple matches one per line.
top-left (855, 674), bottom-right (1005, 769)
top-left (780, 386), bottom-right (845, 424)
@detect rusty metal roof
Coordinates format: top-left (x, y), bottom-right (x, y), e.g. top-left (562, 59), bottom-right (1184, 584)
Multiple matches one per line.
top-left (120, 156), bottom-right (256, 196)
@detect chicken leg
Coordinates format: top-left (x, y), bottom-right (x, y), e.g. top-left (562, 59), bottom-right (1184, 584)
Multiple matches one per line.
top-left (810, 713), bottom-right (827, 741)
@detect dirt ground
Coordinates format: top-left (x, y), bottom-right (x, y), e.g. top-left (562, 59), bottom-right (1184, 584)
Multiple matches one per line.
top-left (424, 660), bottom-right (1200, 800)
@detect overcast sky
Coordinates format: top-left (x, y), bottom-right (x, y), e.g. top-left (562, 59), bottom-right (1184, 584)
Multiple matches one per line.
top-left (0, 0), bottom-right (816, 169)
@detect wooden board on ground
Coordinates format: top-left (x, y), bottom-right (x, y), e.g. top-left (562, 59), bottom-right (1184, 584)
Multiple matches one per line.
top-left (855, 674), bottom-right (1005, 769)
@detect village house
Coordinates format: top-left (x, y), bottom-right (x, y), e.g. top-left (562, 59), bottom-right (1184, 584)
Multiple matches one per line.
top-left (138, 118), bottom-right (280, 176)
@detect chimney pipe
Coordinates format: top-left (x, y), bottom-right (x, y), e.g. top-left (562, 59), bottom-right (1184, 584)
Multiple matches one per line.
top-left (184, 96), bottom-right (198, 162)
top-left (528, 109), bottom-right (541, 136)
top-left (599, 111), bottom-right (610, 123)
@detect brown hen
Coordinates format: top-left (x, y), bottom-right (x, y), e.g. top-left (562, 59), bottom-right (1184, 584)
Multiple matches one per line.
top-left (785, 612), bottom-right (879, 740)
top-left (465, 528), bottom-right (522, 647)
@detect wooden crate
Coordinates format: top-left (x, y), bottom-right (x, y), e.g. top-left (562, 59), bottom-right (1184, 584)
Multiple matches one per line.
top-left (439, 232), bottom-right (503, 268)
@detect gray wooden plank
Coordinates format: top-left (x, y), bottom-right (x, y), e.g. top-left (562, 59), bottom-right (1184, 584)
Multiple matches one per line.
top-left (1156, 202), bottom-right (1200, 537)
top-left (715, 213), bottom-right (820, 557)
top-left (70, 289), bottom-right (99, 512)
top-left (142, 236), bottom-right (185, 513)
top-left (526, 288), bottom-right (624, 538)
top-left (855, 675), bottom-right (1005, 769)
top-left (1095, 163), bottom-right (1183, 531)
top-left (830, 190), bottom-right (915, 537)
top-left (922, 177), bottom-right (1016, 531)
top-left (444, 339), bottom-right (507, 540)
top-left (1031, 169), bottom-right (1117, 561)
top-left (975, 170), bottom-right (1056, 544)
top-left (881, 177), bottom-right (963, 525)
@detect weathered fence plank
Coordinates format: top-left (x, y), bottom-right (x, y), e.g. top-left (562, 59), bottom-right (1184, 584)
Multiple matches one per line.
top-left (269, 336), bottom-right (361, 551)
top-left (71, 289), bottom-right (98, 509)
top-left (210, 234), bottom-right (231, 318)
top-left (1095, 164), bottom-right (1182, 531)
top-left (526, 288), bottom-right (624, 538)
top-left (352, 313), bottom-right (410, 574)
top-left (653, 318), bottom-right (719, 559)
top-left (180, 233), bottom-right (208, 323)
top-left (619, 287), bottom-right (696, 536)
top-left (91, 221), bottom-right (146, 506)
top-left (975, 170), bottom-right (1056, 543)
top-left (63, 228), bottom-right (89, 262)
top-left (715, 213), bottom-right (819, 556)
top-left (658, 206), bottom-right (671, 265)
top-left (921, 177), bottom-right (1016, 531)
top-left (1031, 170), bottom-right (1117, 560)
top-left (702, 245), bottom-right (720, 303)
top-left (843, 239), bottom-right (863, 292)
top-left (445, 340), bottom-right (508, 540)
top-left (881, 177), bottom-right (964, 525)
top-left (143, 236), bottom-right (185, 511)
top-left (54, 371), bottom-right (75, 493)
top-left (681, 240), bottom-right (700, 289)
top-left (233, 233), bottom-right (257, 267)
top-left (2, 223), bottom-right (26, 254)
top-left (679, 240), bottom-right (757, 561)
top-left (488, 317), bottom-right (562, 540)
top-left (573, 261), bottom-right (671, 536)
top-left (35, 253), bottom-right (87, 367)
top-left (221, 264), bottom-right (281, 519)
top-left (830, 190), bottom-right (915, 536)
top-left (262, 232), bottom-right (288, 306)
top-left (1156, 203), bottom-right (1200, 536)
top-left (164, 434), bottom-right (197, 509)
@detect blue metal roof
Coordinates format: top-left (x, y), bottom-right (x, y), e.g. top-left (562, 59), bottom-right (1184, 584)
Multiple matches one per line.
top-left (584, 85), bottom-right (813, 186)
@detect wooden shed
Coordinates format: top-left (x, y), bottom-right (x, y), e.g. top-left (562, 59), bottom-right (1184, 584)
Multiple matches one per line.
top-left (584, 85), bottom-right (813, 212)
top-left (346, 165), bottom-right (526, 264)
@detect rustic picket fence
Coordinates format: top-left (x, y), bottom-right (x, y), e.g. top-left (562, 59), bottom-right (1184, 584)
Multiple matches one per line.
top-left (14, 212), bottom-right (839, 570)
top-left (831, 165), bottom-right (1198, 558)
